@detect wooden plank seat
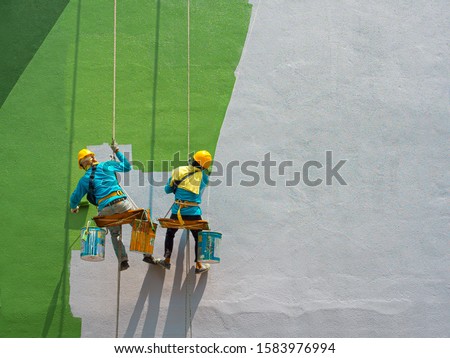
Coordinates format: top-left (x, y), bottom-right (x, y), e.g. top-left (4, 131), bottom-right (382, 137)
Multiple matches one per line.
top-left (93, 209), bottom-right (145, 227)
top-left (158, 218), bottom-right (209, 230)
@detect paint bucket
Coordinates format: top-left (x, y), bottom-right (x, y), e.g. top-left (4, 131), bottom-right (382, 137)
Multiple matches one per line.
top-left (130, 219), bottom-right (157, 254)
top-left (197, 231), bottom-right (222, 264)
top-left (80, 222), bottom-right (106, 262)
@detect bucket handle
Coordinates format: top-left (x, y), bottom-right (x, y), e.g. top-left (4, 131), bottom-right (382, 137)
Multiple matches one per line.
top-left (82, 220), bottom-right (91, 241)
top-left (145, 209), bottom-right (156, 232)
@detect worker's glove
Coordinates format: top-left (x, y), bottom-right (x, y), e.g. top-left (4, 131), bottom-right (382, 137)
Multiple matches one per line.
top-left (110, 140), bottom-right (119, 153)
top-left (71, 206), bottom-right (80, 214)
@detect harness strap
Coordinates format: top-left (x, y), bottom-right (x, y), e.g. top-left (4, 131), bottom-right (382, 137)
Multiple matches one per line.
top-left (89, 165), bottom-right (96, 191)
top-left (98, 190), bottom-right (124, 204)
top-left (173, 170), bottom-right (197, 194)
top-left (175, 200), bottom-right (199, 225)
top-left (87, 165), bottom-right (98, 205)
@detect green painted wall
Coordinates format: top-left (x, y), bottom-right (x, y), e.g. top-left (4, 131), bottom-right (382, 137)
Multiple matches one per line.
top-left (0, 0), bottom-right (71, 107)
top-left (0, 0), bottom-right (251, 337)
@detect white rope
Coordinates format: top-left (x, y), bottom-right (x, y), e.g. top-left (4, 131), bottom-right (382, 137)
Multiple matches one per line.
top-left (185, 230), bottom-right (193, 338)
top-left (112, 0), bottom-right (117, 142)
top-left (185, 0), bottom-right (193, 339)
top-left (111, 0), bottom-right (138, 212)
top-left (116, 226), bottom-right (122, 338)
top-left (112, 0), bottom-right (121, 339)
top-left (187, 0), bottom-right (191, 157)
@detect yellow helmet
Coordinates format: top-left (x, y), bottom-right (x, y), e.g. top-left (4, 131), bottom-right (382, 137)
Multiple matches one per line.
top-left (77, 149), bottom-right (95, 169)
top-left (193, 150), bottom-right (212, 169)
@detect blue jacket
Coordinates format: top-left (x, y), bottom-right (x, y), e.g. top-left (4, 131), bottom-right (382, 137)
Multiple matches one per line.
top-left (165, 165), bottom-right (209, 216)
top-left (70, 151), bottom-right (131, 211)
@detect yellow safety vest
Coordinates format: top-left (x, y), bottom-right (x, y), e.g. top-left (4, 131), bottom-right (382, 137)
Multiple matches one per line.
top-left (170, 166), bottom-right (203, 194)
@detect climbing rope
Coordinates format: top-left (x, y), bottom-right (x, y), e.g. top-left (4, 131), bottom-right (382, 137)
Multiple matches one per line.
top-left (185, 231), bottom-right (193, 338)
top-left (112, 0), bottom-right (117, 143)
top-left (109, 0), bottom-right (199, 339)
top-left (187, 0), bottom-right (191, 157)
top-left (111, 0), bottom-right (140, 211)
top-left (112, 0), bottom-right (121, 339)
top-left (116, 227), bottom-right (122, 338)
top-left (185, 0), bottom-right (193, 339)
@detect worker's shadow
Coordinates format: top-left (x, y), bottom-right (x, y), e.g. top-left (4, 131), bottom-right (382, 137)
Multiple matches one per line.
top-left (162, 230), bottom-right (208, 337)
top-left (42, 205), bottom-right (90, 337)
top-left (124, 264), bottom-right (165, 338)
top-left (123, 231), bottom-right (207, 338)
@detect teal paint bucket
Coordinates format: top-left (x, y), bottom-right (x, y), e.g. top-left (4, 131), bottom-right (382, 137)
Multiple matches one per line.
top-left (197, 231), bottom-right (222, 264)
top-left (80, 224), bottom-right (106, 262)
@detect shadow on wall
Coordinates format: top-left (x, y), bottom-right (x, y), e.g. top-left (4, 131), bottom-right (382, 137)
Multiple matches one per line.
top-left (124, 266), bottom-right (165, 337)
top-left (125, 231), bottom-right (208, 338)
top-left (42, 0), bottom-right (82, 337)
top-left (41, 205), bottom-right (86, 337)
top-left (0, 0), bottom-right (70, 107)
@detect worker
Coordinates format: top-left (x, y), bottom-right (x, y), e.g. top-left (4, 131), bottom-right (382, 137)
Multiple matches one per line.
top-left (70, 143), bottom-right (134, 271)
top-left (154, 150), bottom-right (212, 274)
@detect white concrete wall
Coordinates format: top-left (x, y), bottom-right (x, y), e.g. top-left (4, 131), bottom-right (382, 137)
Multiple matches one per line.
top-left (70, 0), bottom-right (450, 337)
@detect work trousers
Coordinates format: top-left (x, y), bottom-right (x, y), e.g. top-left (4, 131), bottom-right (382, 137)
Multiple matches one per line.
top-left (98, 199), bottom-right (133, 262)
top-left (164, 213), bottom-right (202, 262)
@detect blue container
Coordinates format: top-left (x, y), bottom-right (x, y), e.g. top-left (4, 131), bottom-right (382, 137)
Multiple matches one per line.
top-left (80, 226), bottom-right (106, 262)
top-left (197, 231), bottom-right (222, 264)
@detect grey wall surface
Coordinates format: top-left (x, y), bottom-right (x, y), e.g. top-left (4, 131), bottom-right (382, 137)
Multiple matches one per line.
top-left (70, 0), bottom-right (450, 337)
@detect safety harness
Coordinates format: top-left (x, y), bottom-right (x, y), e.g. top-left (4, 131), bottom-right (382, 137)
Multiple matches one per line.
top-left (175, 200), bottom-right (199, 225)
top-left (172, 170), bottom-right (200, 225)
top-left (87, 165), bottom-right (98, 206)
top-left (172, 171), bottom-right (196, 194)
